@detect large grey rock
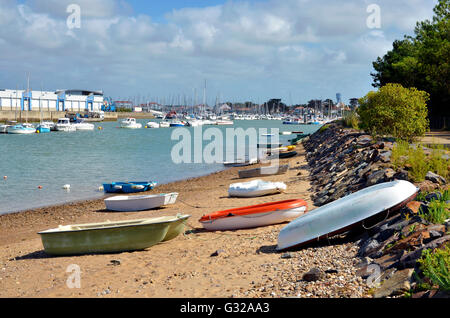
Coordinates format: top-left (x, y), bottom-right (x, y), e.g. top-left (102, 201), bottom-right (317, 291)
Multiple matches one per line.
top-left (399, 235), bottom-right (450, 269)
top-left (379, 151), bottom-right (392, 163)
top-left (366, 170), bottom-right (386, 186)
top-left (425, 171), bottom-right (446, 185)
top-left (373, 268), bottom-right (414, 298)
top-left (358, 239), bottom-right (381, 257)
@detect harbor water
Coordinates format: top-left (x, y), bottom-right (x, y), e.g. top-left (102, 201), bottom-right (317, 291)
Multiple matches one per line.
top-left (0, 120), bottom-right (321, 215)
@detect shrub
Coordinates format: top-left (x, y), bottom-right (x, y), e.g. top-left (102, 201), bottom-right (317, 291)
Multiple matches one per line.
top-left (342, 111), bottom-right (360, 129)
top-left (357, 83), bottom-right (430, 142)
top-left (418, 244), bottom-right (450, 292)
top-left (408, 144), bottom-right (429, 182)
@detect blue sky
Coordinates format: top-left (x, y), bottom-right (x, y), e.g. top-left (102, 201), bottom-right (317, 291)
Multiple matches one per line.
top-left (0, 0), bottom-right (437, 105)
top-left (127, 0), bottom-right (230, 21)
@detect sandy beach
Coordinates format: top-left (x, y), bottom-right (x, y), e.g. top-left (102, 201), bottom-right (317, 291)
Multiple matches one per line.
top-left (0, 144), bottom-right (369, 298)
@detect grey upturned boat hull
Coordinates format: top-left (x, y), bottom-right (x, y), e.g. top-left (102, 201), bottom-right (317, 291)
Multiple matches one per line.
top-left (238, 164), bottom-right (289, 179)
top-left (277, 180), bottom-right (418, 251)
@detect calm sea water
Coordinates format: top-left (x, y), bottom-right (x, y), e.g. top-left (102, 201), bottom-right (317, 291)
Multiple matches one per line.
top-left (0, 119), bottom-right (320, 215)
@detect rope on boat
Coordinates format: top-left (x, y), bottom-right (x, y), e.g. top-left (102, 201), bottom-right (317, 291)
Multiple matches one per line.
top-left (362, 209), bottom-right (391, 230)
top-left (182, 222), bottom-right (259, 241)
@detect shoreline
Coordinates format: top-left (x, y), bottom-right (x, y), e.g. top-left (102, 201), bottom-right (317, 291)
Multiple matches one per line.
top-left (0, 144), bottom-right (372, 298)
top-left (0, 167), bottom-right (227, 217)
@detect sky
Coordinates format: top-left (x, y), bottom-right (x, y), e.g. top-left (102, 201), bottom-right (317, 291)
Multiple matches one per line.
top-left (0, 0), bottom-right (438, 105)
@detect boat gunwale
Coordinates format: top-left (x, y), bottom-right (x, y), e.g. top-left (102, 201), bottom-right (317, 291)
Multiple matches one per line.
top-left (199, 199), bottom-right (308, 222)
top-left (38, 215), bottom-right (190, 235)
top-left (104, 192), bottom-right (178, 202)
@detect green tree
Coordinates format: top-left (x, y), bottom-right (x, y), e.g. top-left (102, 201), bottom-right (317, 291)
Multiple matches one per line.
top-left (370, 0), bottom-right (450, 128)
top-left (358, 83), bottom-right (430, 142)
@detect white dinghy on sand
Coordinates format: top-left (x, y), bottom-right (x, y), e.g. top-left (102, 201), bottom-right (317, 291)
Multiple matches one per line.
top-left (105, 193), bottom-right (179, 212)
top-left (228, 179), bottom-right (287, 198)
top-left (277, 180), bottom-right (419, 251)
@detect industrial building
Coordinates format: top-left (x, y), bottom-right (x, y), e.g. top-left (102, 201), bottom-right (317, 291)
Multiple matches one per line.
top-left (0, 89), bottom-right (104, 112)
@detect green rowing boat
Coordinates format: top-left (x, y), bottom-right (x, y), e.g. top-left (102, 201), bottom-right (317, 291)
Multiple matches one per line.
top-left (38, 214), bottom-right (190, 256)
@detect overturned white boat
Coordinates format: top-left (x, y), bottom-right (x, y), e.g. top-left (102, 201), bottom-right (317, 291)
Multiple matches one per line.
top-left (104, 193), bottom-right (179, 212)
top-left (229, 179), bottom-right (287, 198)
top-left (277, 180), bottom-right (419, 251)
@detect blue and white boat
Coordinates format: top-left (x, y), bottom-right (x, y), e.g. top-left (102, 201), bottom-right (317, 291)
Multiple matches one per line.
top-left (169, 120), bottom-right (185, 127)
top-left (36, 123), bottom-right (51, 133)
top-left (103, 181), bottom-right (157, 194)
top-left (7, 123), bottom-right (36, 134)
top-left (283, 118), bottom-right (303, 125)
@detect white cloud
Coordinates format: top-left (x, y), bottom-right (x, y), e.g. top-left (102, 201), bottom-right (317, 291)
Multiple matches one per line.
top-left (0, 0), bottom-right (438, 103)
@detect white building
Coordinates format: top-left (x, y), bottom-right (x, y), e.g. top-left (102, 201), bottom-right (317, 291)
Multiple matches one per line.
top-left (0, 89), bottom-right (104, 112)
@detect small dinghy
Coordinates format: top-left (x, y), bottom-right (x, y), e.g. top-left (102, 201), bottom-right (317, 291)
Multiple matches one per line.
top-left (223, 157), bottom-right (258, 167)
top-left (277, 180), bottom-right (419, 251)
top-left (105, 193), bottom-right (179, 212)
top-left (228, 180), bottom-right (287, 198)
top-left (199, 199), bottom-right (307, 231)
top-left (257, 143), bottom-right (283, 149)
top-left (238, 164), bottom-right (289, 179)
top-left (38, 214), bottom-right (191, 256)
top-left (266, 151), bottom-right (297, 160)
top-left (103, 182), bottom-right (157, 194)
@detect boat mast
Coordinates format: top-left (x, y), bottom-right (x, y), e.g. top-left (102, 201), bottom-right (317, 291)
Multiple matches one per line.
top-left (203, 79), bottom-right (206, 115)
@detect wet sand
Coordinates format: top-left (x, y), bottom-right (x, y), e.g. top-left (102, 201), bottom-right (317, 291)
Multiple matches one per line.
top-left (0, 144), bottom-right (369, 298)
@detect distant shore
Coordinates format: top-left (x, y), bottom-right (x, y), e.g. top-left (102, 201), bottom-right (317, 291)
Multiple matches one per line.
top-left (117, 112), bottom-right (155, 119)
top-left (0, 110), bottom-right (119, 122)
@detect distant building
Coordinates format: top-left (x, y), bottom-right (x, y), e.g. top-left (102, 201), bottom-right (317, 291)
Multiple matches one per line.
top-left (349, 98), bottom-right (360, 110)
top-left (114, 101), bottom-right (133, 110)
top-left (0, 89), bottom-right (104, 112)
top-left (336, 93), bottom-right (342, 104)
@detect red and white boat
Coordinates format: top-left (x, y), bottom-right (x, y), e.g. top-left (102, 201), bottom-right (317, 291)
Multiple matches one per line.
top-left (199, 199), bottom-right (308, 231)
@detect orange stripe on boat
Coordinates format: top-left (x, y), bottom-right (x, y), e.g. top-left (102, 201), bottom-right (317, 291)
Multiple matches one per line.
top-left (199, 199), bottom-right (308, 222)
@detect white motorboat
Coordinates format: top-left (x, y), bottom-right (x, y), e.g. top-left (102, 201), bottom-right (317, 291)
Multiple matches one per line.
top-left (159, 121), bottom-right (170, 128)
top-left (146, 122), bottom-right (160, 128)
top-left (104, 193), bottom-right (179, 212)
top-left (216, 120), bottom-right (234, 125)
top-left (186, 120), bottom-right (204, 127)
top-left (277, 180), bottom-right (419, 251)
top-left (55, 118), bottom-right (76, 132)
top-left (120, 118), bottom-right (142, 129)
top-left (0, 121), bottom-right (17, 134)
top-left (7, 123), bottom-right (36, 134)
top-left (74, 119), bottom-right (95, 131)
top-left (40, 121), bottom-right (56, 131)
top-left (228, 179), bottom-right (287, 198)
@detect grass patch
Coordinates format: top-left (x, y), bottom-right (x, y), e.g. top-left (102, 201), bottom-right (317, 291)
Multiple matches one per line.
top-left (391, 141), bottom-right (450, 182)
top-left (391, 140), bottom-right (410, 170)
top-left (408, 145), bottom-right (429, 182)
top-left (429, 144), bottom-right (449, 180)
top-left (417, 244), bottom-right (450, 292)
top-left (419, 199), bottom-right (450, 224)
top-left (319, 124), bottom-right (330, 133)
